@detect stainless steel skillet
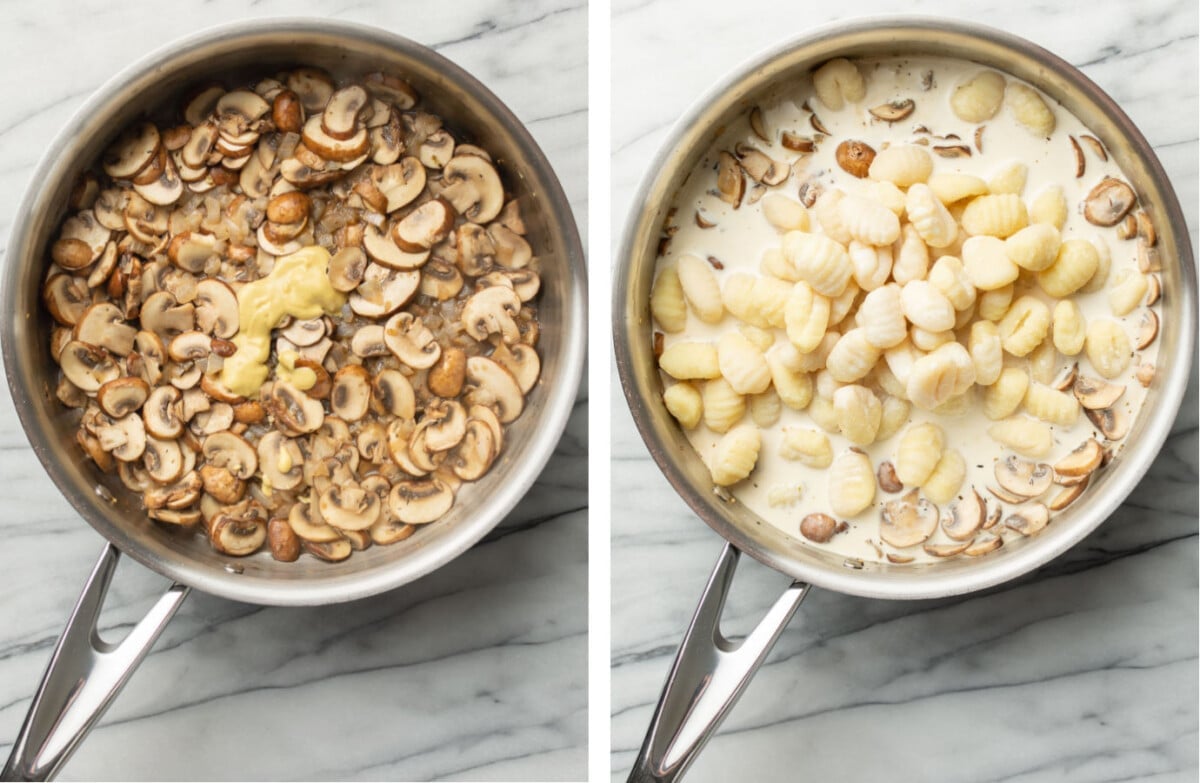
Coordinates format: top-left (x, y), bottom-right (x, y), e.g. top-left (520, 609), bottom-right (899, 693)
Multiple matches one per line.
top-left (1, 18), bottom-right (586, 780)
top-left (613, 18), bottom-right (1195, 782)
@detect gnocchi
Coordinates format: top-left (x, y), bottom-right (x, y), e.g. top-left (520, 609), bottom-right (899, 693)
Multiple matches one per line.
top-left (1085, 319), bottom-right (1132, 379)
top-left (718, 332), bottom-right (771, 394)
top-left (782, 231), bottom-right (853, 297)
top-left (663, 382), bottom-right (702, 429)
top-left (868, 144), bottom-right (933, 187)
top-left (1006, 82), bottom-right (1056, 137)
top-left (922, 449), bottom-right (966, 505)
top-left (834, 384), bottom-right (882, 446)
top-left (780, 427), bottom-right (833, 468)
top-left (960, 194), bottom-right (1029, 239)
top-left (650, 264), bottom-right (687, 332)
top-left (997, 295), bottom-right (1051, 357)
top-left (905, 183), bottom-right (959, 248)
top-left (950, 70), bottom-right (1006, 123)
top-left (701, 378), bottom-right (745, 433)
top-left (812, 58), bottom-right (866, 111)
top-left (710, 425), bottom-right (761, 486)
top-left (1052, 299), bottom-right (1086, 356)
top-left (659, 342), bottom-right (721, 380)
top-left (677, 254), bottom-right (724, 323)
top-left (828, 448), bottom-right (876, 517)
top-left (894, 422), bottom-right (945, 486)
top-left (988, 417), bottom-right (1054, 457)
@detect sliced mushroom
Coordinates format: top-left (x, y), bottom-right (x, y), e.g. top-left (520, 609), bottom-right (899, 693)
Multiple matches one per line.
top-left (321, 85), bottom-right (368, 140)
top-left (149, 508), bottom-right (202, 526)
top-left (388, 478), bottom-right (454, 524)
top-left (392, 198), bottom-right (455, 251)
top-left (371, 158), bottom-right (426, 213)
top-left (1080, 134), bottom-right (1107, 161)
top-left (1052, 363), bottom-right (1078, 392)
top-left (59, 341), bottom-right (120, 392)
top-left (879, 489), bottom-right (939, 548)
top-left (876, 461), bottom-right (903, 493)
top-left (73, 302), bottom-right (136, 356)
top-left (447, 418), bottom-right (496, 481)
top-left (60, 211), bottom-right (111, 263)
top-left (455, 223), bottom-right (496, 277)
top-left (202, 431), bottom-right (258, 480)
top-left (268, 517), bottom-right (301, 561)
top-left (44, 274), bottom-right (90, 326)
top-left (144, 468), bottom-right (202, 508)
top-left (418, 129), bottom-right (456, 169)
top-left (192, 402), bottom-right (235, 435)
top-left (1069, 135), bottom-right (1086, 177)
top-left (96, 377), bottom-right (150, 418)
top-left (362, 224), bottom-right (429, 270)
top-left (168, 330), bottom-right (213, 362)
top-left (372, 369), bottom-right (416, 419)
top-left (302, 538), bottom-right (353, 562)
top-left (257, 431), bottom-right (304, 491)
top-left (995, 455), bottom-right (1054, 498)
top-left (142, 385), bottom-right (183, 438)
top-left (329, 246), bottom-right (368, 292)
top-left (1145, 275), bottom-right (1161, 306)
top-left (1136, 309), bottom-right (1158, 350)
top-left (286, 499), bottom-right (343, 543)
top-left (488, 224), bottom-right (533, 269)
top-left (988, 484), bottom-right (1026, 504)
top-left (869, 99), bottom-right (915, 122)
top-left (134, 154), bottom-right (183, 207)
top-left (734, 144), bottom-right (788, 186)
top-left (963, 532), bottom-right (1003, 556)
top-left (465, 356), bottom-right (524, 423)
top-left (1136, 362), bottom-right (1155, 388)
top-left (91, 413), bottom-right (147, 462)
top-left (301, 115), bottom-right (369, 162)
top-left (364, 71), bottom-right (418, 109)
top-left (386, 419), bottom-right (427, 476)
top-left (140, 290), bottom-right (195, 337)
top-left (461, 286), bottom-right (521, 343)
top-left (835, 140), bottom-right (876, 178)
top-left (348, 263), bottom-right (420, 318)
top-left (428, 347), bottom-right (467, 399)
top-left (1054, 438), bottom-right (1103, 478)
top-left (1085, 406), bottom-right (1129, 440)
top-left (331, 365), bottom-right (371, 422)
top-left (491, 342), bottom-right (540, 394)
top-left (86, 241), bottom-right (120, 289)
top-left (924, 541), bottom-right (970, 557)
top-left (1049, 478), bottom-right (1089, 511)
top-left (210, 509), bottom-right (267, 556)
top-left (440, 154), bottom-right (504, 224)
top-left (197, 464), bottom-right (245, 505)
top-left (198, 373), bottom-right (245, 404)
top-left (133, 331), bottom-right (166, 385)
top-left (419, 260), bottom-right (465, 300)
top-left (943, 488), bottom-right (985, 541)
top-left (419, 400), bottom-right (468, 453)
top-left (318, 485), bottom-right (382, 531)
top-left (103, 122), bottom-right (161, 180)
top-left (1073, 375), bottom-right (1125, 410)
top-left (1004, 503), bottom-right (1050, 536)
top-left (348, 325), bottom-right (387, 358)
top-left (143, 436), bottom-right (184, 484)
top-left (369, 512), bottom-right (417, 545)
top-left (267, 380), bottom-right (325, 435)
top-left (800, 513), bottom-right (845, 543)
top-left (1083, 177), bottom-right (1136, 226)
top-left (193, 278), bottom-right (239, 338)
top-left (716, 151), bottom-right (744, 207)
top-left (279, 316), bottom-right (326, 347)
top-left (384, 312), bottom-right (441, 368)
top-left (285, 67), bottom-right (335, 111)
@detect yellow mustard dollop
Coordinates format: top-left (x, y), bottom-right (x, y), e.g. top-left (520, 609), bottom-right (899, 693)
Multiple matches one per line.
top-left (220, 246), bottom-right (346, 397)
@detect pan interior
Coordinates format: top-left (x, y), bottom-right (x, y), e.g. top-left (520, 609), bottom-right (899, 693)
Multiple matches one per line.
top-left (615, 19), bottom-right (1195, 600)
top-left (2, 20), bottom-right (585, 606)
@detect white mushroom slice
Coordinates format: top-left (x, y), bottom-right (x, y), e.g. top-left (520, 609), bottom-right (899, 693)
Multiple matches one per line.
top-left (321, 85), bottom-right (369, 140)
top-left (329, 247), bottom-right (368, 292)
top-left (92, 413), bottom-right (147, 462)
top-left (210, 511), bottom-right (267, 556)
top-left (372, 369), bottom-right (416, 419)
top-left (102, 122), bottom-right (161, 179)
top-left (496, 200), bottom-right (525, 235)
top-left (386, 420), bottom-right (428, 477)
top-left (216, 89), bottom-right (270, 122)
top-left (418, 400), bottom-right (468, 452)
top-left (143, 436), bottom-right (184, 484)
top-left (302, 538), bottom-right (353, 562)
top-left (384, 312), bottom-right (441, 369)
top-left (133, 331), bottom-right (166, 385)
top-left (964, 532), bottom-right (1003, 556)
top-left (364, 71), bottom-right (418, 109)
top-left (357, 423), bottom-right (389, 464)
top-left (149, 508), bottom-right (202, 526)
top-left (118, 461), bottom-right (154, 493)
top-left (59, 211), bottom-right (111, 264)
top-left (1136, 309), bottom-right (1158, 350)
top-left (461, 285), bottom-right (521, 343)
top-left (318, 485), bottom-right (382, 531)
top-left (140, 291), bottom-right (195, 337)
top-left (86, 242), bottom-right (119, 288)
top-left (96, 377), bottom-right (150, 419)
top-left (1005, 503), bottom-right (1050, 536)
top-left (59, 341), bottom-right (120, 392)
top-left (349, 263), bottom-right (420, 318)
top-left (183, 84), bottom-right (224, 126)
top-left (258, 431), bottom-right (304, 491)
top-left (491, 342), bottom-right (540, 393)
top-left (363, 224), bottom-right (429, 270)
top-left (471, 406), bottom-right (505, 454)
top-left (943, 488), bottom-right (985, 541)
top-left (255, 223), bottom-right (304, 257)
top-left (193, 278), bottom-right (239, 338)
top-left (279, 317), bottom-right (327, 347)
top-left (286, 68), bottom-right (336, 112)
top-left (420, 260), bottom-right (465, 300)
top-left (488, 224), bottom-right (532, 269)
top-left (1054, 438), bottom-right (1103, 478)
top-left (369, 111), bottom-right (404, 165)
top-left (199, 373), bottom-right (245, 404)
top-left (167, 231), bottom-right (221, 273)
top-left (369, 514), bottom-right (416, 546)
top-left (419, 129), bottom-right (456, 169)
top-left (880, 489), bottom-right (939, 548)
top-left (440, 155), bottom-right (504, 224)
top-left (133, 155), bottom-right (184, 206)
top-left (93, 188), bottom-right (127, 230)
top-left (456, 224), bottom-right (495, 276)
top-left (44, 274), bottom-right (90, 326)
top-left (448, 418), bottom-right (496, 481)
top-left (364, 98), bottom-right (390, 128)
top-left (389, 479), bottom-right (454, 524)
top-left (167, 330), bottom-right (212, 362)
top-left (267, 380), bottom-right (325, 435)
top-left (350, 325), bottom-right (389, 357)
top-left (175, 150), bottom-right (209, 182)
top-left (301, 115), bottom-right (370, 162)
top-left (496, 269), bottom-right (540, 302)
top-left (73, 302), bottom-right (136, 356)
top-left (143, 385), bottom-right (184, 438)
top-left (238, 148), bottom-right (273, 198)
top-left (181, 121), bottom-right (219, 170)
top-left (465, 356), bottom-right (524, 423)
top-left (1049, 479), bottom-right (1089, 511)
top-left (373, 158), bottom-right (426, 212)
top-left (924, 541), bottom-right (970, 558)
top-left (287, 500), bottom-right (343, 543)
top-left (392, 198), bottom-right (456, 251)
top-left (202, 431), bottom-right (258, 480)
top-left (191, 402), bottom-right (234, 435)
top-left (994, 455), bottom-right (1054, 497)
top-left (1085, 406), bottom-right (1129, 441)
top-left (331, 365), bottom-right (371, 422)
top-left (1072, 375), bottom-right (1125, 410)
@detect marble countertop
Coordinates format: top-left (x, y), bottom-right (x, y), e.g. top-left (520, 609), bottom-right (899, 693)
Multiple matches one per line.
top-left (0, 1), bottom-right (587, 780)
top-left (611, 2), bottom-right (1197, 781)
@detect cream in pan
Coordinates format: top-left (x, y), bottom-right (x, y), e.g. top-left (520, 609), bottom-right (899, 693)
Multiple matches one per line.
top-left (651, 55), bottom-right (1162, 565)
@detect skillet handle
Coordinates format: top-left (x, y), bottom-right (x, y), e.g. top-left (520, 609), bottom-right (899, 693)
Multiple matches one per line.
top-left (2, 543), bottom-right (190, 782)
top-left (628, 542), bottom-right (810, 783)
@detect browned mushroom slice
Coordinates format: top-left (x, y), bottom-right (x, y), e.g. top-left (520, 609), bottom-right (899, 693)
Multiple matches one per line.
top-left (210, 511), bottom-right (267, 556)
top-left (198, 373), bottom-right (245, 405)
top-left (447, 418), bottom-right (496, 481)
top-left (317, 485), bottom-right (382, 532)
top-left (1145, 275), bottom-right (1161, 306)
top-left (1048, 478), bottom-right (1089, 511)
top-left (267, 380), bottom-right (325, 435)
top-left (287, 500), bottom-right (343, 543)
top-left (238, 147), bottom-right (273, 198)
top-left (924, 541), bottom-right (969, 557)
top-left (96, 377), bottom-right (150, 419)
top-left (77, 429), bottom-right (114, 472)
top-left (835, 140), bottom-right (876, 178)
top-left (369, 110), bottom-right (404, 165)
top-left (943, 488), bottom-right (985, 541)
top-left (461, 286), bottom-right (521, 343)
top-left (59, 211), bottom-right (111, 265)
top-left (1136, 309), bottom-right (1158, 350)
top-left (735, 144), bottom-right (788, 186)
top-left (386, 420), bottom-right (427, 476)
top-left (876, 460), bottom-right (903, 493)
top-left (428, 348), bottom-right (467, 399)
top-left (1054, 438), bottom-right (1103, 478)
top-left (150, 508), bottom-right (203, 527)
top-left (301, 115), bottom-right (369, 162)
top-left (440, 154), bottom-right (504, 224)
top-left (49, 238), bottom-right (94, 272)
top-left (133, 154), bottom-right (184, 207)
top-left (420, 400), bottom-right (469, 453)
top-left (800, 513), bottom-right (845, 543)
top-left (181, 120), bottom-right (219, 170)
top-left (91, 413), bottom-right (147, 462)
top-left (995, 455), bottom-right (1054, 498)
top-left (202, 431), bottom-right (258, 480)
top-left (347, 263), bottom-right (419, 319)
top-left (362, 224), bottom-right (429, 270)
top-left (465, 356), bottom-right (524, 423)
top-left (417, 129), bottom-right (455, 169)
top-left (44, 274), bottom-right (90, 326)
top-left (491, 342), bottom-right (540, 394)
top-left (257, 431), bottom-right (304, 491)
top-left (392, 198), bottom-right (456, 252)
top-left (384, 312), bottom-right (441, 369)
top-left (347, 325), bottom-right (386, 358)
top-left (268, 517), bottom-right (301, 562)
top-left (59, 341), bottom-right (120, 393)
top-left (302, 538), bottom-right (353, 562)
top-left (1083, 177), bottom-right (1136, 226)
top-left (1004, 503), bottom-right (1050, 536)
top-left (964, 532), bottom-right (1003, 556)
top-left (716, 151), bottom-right (744, 208)
top-left (456, 223), bottom-right (496, 276)
top-left (331, 365), bottom-right (372, 422)
top-left (318, 85), bottom-right (368, 140)
top-left (328, 246), bottom-right (368, 293)
top-left (869, 99), bottom-right (915, 122)
top-left (73, 302), bottom-right (136, 356)
top-left (420, 260), bottom-right (465, 301)
top-left (278, 316), bottom-right (326, 348)
top-left (373, 158), bottom-right (426, 212)
top-left (103, 122), bottom-right (161, 180)
top-left (373, 369), bottom-right (416, 420)
top-left (1072, 375), bottom-right (1125, 410)
top-left (182, 83), bottom-right (224, 126)
top-left (389, 478), bottom-right (455, 525)
top-left (1068, 135), bottom-right (1085, 177)
top-left (1085, 406), bottom-right (1129, 441)
top-left (369, 513), bottom-right (417, 546)
top-left (193, 278), bottom-right (238, 338)
top-left (488, 224), bottom-right (533, 269)
top-left (141, 385), bottom-right (182, 438)
top-left (880, 489), bottom-right (939, 548)
top-left (364, 71), bottom-right (418, 109)
top-left (140, 291), bottom-right (195, 337)
top-left (192, 402), bottom-right (235, 436)
top-left (198, 464), bottom-right (245, 505)
top-left (143, 436), bottom-right (184, 484)
top-left (167, 330), bottom-right (213, 363)
top-left (93, 187), bottom-right (128, 230)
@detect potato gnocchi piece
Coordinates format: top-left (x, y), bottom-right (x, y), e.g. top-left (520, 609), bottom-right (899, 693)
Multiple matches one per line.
top-left (760, 247), bottom-right (796, 281)
top-left (813, 190), bottom-right (853, 245)
top-left (794, 332), bottom-right (839, 373)
top-left (968, 320), bottom-right (1004, 386)
top-left (826, 328), bottom-right (881, 384)
top-left (782, 230), bottom-right (852, 297)
top-left (977, 284), bottom-right (1015, 322)
top-left (762, 194), bottom-right (810, 232)
top-left (750, 388), bottom-right (782, 428)
top-left (767, 484), bottom-right (803, 508)
top-left (659, 341), bottom-right (721, 380)
top-left (849, 240), bottom-right (893, 292)
top-left (718, 331), bottom-right (771, 394)
top-left (927, 255), bottom-right (976, 311)
top-left (1039, 239), bottom-right (1099, 298)
top-left (1052, 300), bottom-right (1086, 356)
top-left (927, 172), bottom-right (989, 205)
top-left (961, 235), bottom-right (1021, 292)
top-left (857, 283), bottom-right (908, 349)
top-left (766, 348), bottom-right (813, 410)
top-left (894, 422), bottom-right (944, 486)
top-left (828, 448), bottom-right (876, 517)
top-left (1023, 382), bottom-right (1079, 426)
top-left (998, 295), bottom-right (1051, 357)
top-left (988, 162), bottom-right (1028, 195)
top-left (784, 281), bottom-right (831, 353)
top-left (677, 254), bottom-right (724, 323)
top-left (710, 425), bottom-right (761, 486)
top-left (807, 395), bottom-right (841, 433)
top-left (983, 367), bottom-right (1030, 421)
top-left (960, 193), bottom-right (1028, 238)
top-left (950, 70), bottom-right (1006, 123)
top-left (905, 183), bottom-right (958, 249)
top-left (780, 426), bottom-right (833, 468)
top-left (988, 416), bottom-right (1053, 457)
top-left (900, 280), bottom-right (956, 333)
top-left (868, 144), bottom-right (933, 187)
top-left (838, 194), bottom-right (901, 246)
top-left (1085, 319), bottom-right (1132, 379)
top-left (702, 378), bottom-right (746, 433)
top-left (1029, 185), bottom-right (1068, 230)
top-left (883, 340), bottom-right (922, 388)
top-left (1006, 82), bottom-right (1056, 137)
top-left (932, 389), bottom-right (974, 417)
top-left (906, 341), bottom-right (976, 410)
top-left (873, 363), bottom-right (908, 400)
top-left (650, 264), bottom-right (687, 332)
top-left (910, 326), bottom-right (954, 352)
top-left (812, 58), bottom-right (866, 111)
top-left (1028, 336), bottom-right (1058, 385)
top-left (722, 273), bottom-right (790, 329)
top-left (922, 449), bottom-right (966, 505)
top-left (1005, 223), bottom-right (1061, 272)
top-left (1079, 238), bottom-right (1111, 295)
top-left (738, 323), bottom-right (776, 353)
top-left (876, 395), bottom-right (910, 441)
top-left (1108, 269), bottom-right (1148, 317)
top-left (834, 384), bottom-right (883, 446)
top-left (867, 180), bottom-right (907, 217)
top-left (892, 224), bottom-right (931, 284)
top-left (828, 279), bottom-right (860, 327)
top-left (663, 382), bottom-right (702, 429)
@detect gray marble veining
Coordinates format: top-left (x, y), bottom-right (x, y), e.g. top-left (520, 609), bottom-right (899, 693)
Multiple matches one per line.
top-left (0, 1), bottom-right (587, 780)
top-left (610, 1), bottom-right (1198, 781)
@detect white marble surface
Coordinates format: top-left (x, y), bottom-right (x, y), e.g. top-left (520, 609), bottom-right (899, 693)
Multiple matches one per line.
top-left (0, 1), bottom-right (587, 780)
top-left (611, 1), bottom-right (1198, 781)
